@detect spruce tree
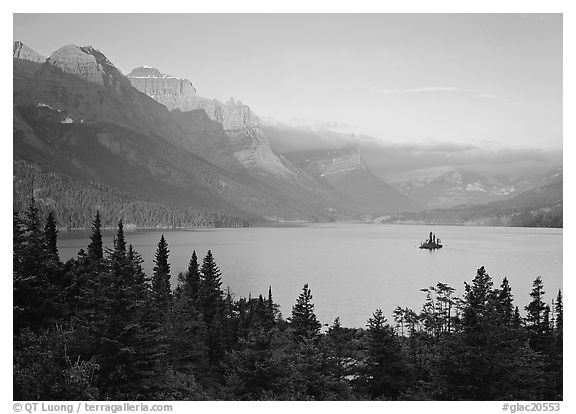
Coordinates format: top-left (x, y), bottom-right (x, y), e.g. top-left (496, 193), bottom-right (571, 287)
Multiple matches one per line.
top-left (24, 196), bottom-right (41, 234)
top-left (525, 277), bottom-right (552, 353)
top-left (182, 251), bottom-right (201, 303)
top-left (110, 220), bottom-right (130, 283)
top-left (553, 290), bottom-right (563, 399)
top-left (554, 290), bottom-right (563, 336)
top-left (87, 211), bottom-right (103, 261)
top-left (127, 244), bottom-right (146, 286)
top-left (497, 277), bottom-right (514, 324)
top-left (361, 309), bottom-right (409, 399)
top-left (290, 284), bottom-right (321, 342)
top-left (462, 266), bottom-right (495, 332)
top-left (265, 286), bottom-right (276, 327)
top-left (152, 235), bottom-right (172, 307)
top-left (526, 277), bottom-right (546, 329)
top-left (44, 211), bottom-right (59, 260)
top-left (199, 250), bottom-right (224, 323)
top-left (113, 219), bottom-right (126, 256)
top-left (14, 199), bottom-right (57, 332)
top-left (22, 196), bottom-right (48, 272)
top-left (13, 211), bottom-right (25, 275)
top-left (197, 250), bottom-right (226, 365)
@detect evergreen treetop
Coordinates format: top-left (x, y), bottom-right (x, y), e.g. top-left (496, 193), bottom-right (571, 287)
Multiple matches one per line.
top-left (290, 284), bottom-right (321, 341)
top-left (152, 235), bottom-right (172, 307)
top-left (88, 211), bottom-right (103, 261)
top-left (44, 211), bottom-right (59, 260)
top-left (113, 219), bottom-right (126, 256)
top-left (198, 250), bottom-right (224, 324)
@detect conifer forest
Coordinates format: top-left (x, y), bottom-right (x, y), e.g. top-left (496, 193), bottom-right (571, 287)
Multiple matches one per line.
top-left (13, 199), bottom-right (563, 401)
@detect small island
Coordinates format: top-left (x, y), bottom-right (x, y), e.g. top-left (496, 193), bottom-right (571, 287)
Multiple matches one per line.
top-left (420, 231), bottom-right (443, 250)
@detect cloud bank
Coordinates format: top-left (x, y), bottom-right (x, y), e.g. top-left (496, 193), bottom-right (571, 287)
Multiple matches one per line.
top-left (262, 122), bottom-right (562, 183)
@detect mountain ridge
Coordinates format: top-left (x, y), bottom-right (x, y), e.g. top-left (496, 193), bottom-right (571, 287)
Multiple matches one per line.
top-left (13, 41), bottom-right (351, 225)
top-left (284, 146), bottom-right (422, 215)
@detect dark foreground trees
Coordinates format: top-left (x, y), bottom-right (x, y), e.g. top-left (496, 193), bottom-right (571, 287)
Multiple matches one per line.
top-left (13, 203), bottom-right (563, 400)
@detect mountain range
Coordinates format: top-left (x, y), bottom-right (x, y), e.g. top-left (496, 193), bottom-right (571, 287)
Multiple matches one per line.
top-left (391, 167), bottom-right (563, 209)
top-left (14, 43), bottom-right (342, 226)
top-left (13, 41), bottom-right (417, 227)
top-left (13, 41), bottom-right (562, 228)
top-left (263, 123), bottom-right (562, 212)
top-left (383, 177), bottom-right (562, 227)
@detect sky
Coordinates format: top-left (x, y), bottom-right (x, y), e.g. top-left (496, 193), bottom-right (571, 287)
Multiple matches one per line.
top-left (13, 13), bottom-right (562, 151)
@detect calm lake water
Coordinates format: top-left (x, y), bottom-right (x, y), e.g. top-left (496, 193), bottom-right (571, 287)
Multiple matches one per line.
top-left (58, 223), bottom-right (563, 328)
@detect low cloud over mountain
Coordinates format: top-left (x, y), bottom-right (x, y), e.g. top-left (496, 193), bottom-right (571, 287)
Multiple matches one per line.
top-left (262, 122), bottom-right (562, 183)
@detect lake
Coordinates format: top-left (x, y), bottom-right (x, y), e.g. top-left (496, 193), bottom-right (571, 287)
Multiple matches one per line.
top-left (58, 223), bottom-right (563, 328)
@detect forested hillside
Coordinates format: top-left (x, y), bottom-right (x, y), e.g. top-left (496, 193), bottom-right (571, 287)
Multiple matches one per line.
top-left (13, 160), bottom-right (249, 228)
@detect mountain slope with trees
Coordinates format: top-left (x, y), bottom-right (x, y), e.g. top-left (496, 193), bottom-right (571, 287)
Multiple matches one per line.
top-left (13, 42), bottom-right (356, 227)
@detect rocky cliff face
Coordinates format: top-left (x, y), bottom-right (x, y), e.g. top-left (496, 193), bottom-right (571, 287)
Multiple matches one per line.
top-left (13, 41), bottom-right (45, 62)
top-left (127, 66), bottom-right (323, 185)
top-left (286, 146), bottom-right (421, 215)
top-left (13, 41), bottom-right (46, 93)
top-left (127, 67), bottom-right (199, 110)
top-left (47, 45), bottom-right (124, 89)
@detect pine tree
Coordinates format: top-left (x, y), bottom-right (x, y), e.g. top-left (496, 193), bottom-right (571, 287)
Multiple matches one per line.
top-left (109, 220), bottom-right (130, 283)
top-left (181, 251), bottom-right (201, 303)
top-left (198, 250), bottom-right (224, 324)
top-left (198, 250), bottom-right (226, 365)
top-left (152, 235), bottom-right (171, 307)
top-left (13, 211), bottom-right (25, 275)
top-left (525, 277), bottom-right (546, 329)
top-left (497, 277), bottom-right (514, 324)
top-left (22, 196), bottom-right (48, 273)
top-left (462, 266), bottom-right (495, 332)
top-left (554, 290), bottom-right (562, 336)
top-left (525, 277), bottom-right (552, 353)
top-left (14, 200), bottom-right (58, 332)
top-left (113, 219), bottom-right (126, 256)
top-left (127, 244), bottom-right (147, 286)
top-left (265, 286), bottom-right (276, 328)
top-left (87, 211), bottom-right (103, 261)
top-left (24, 196), bottom-right (41, 234)
top-left (44, 211), bottom-right (59, 260)
top-left (290, 284), bottom-right (321, 342)
top-left (553, 290), bottom-right (563, 399)
top-left (360, 309), bottom-right (409, 399)
top-left (325, 317), bottom-right (362, 383)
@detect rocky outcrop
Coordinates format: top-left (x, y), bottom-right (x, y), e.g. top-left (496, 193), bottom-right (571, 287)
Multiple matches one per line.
top-left (127, 67), bottom-right (318, 183)
top-left (46, 44), bottom-right (125, 91)
top-left (13, 41), bottom-right (45, 62)
top-left (13, 41), bottom-right (46, 93)
top-left (127, 67), bottom-right (199, 110)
